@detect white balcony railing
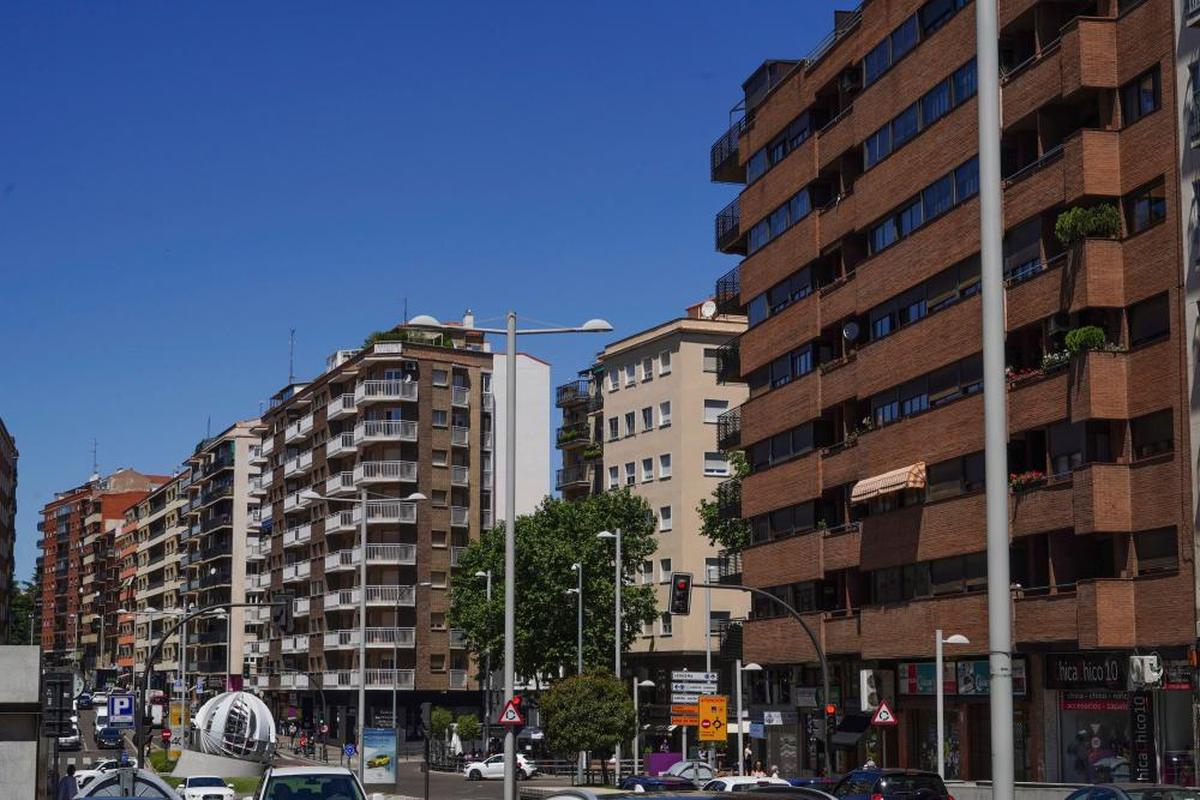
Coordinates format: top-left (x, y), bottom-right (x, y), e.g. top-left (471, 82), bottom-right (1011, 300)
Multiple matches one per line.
top-left (246, 539), bottom-right (269, 561)
top-left (326, 432), bottom-right (357, 459)
top-left (248, 573), bottom-right (270, 590)
top-left (365, 585), bottom-right (415, 606)
top-left (450, 426), bottom-right (469, 447)
top-left (450, 546), bottom-right (467, 567)
top-left (285, 413), bottom-right (314, 443)
top-left (283, 491), bottom-right (303, 513)
top-left (249, 476), bottom-right (266, 497)
top-left (323, 588), bottom-right (360, 611)
top-left (284, 450), bottom-right (313, 478)
top-left (322, 669), bottom-right (415, 690)
top-left (260, 470), bottom-right (274, 491)
top-left (449, 669), bottom-right (470, 689)
top-left (294, 597), bottom-right (311, 616)
top-left (355, 380), bottom-right (419, 405)
top-left (354, 419), bottom-right (418, 444)
top-left (325, 627), bottom-right (416, 649)
top-left (451, 466), bottom-right (469, 486)
top-left (325, 509), bottom-right (355, 534)
top-left (326, 471), bottom-right (355, 496)
top-left (323, 629), bottom-right (358, 649)
top-left (260, 436), bottom-right (275, 458)
top-left (450, 506), bottom-right (469, 527)
top-left (282, 561), bottom-right (311, 582)
top-left (352, 500), bottom-right (417, 525)
top-left (451, 386), bottom-right (470, 407)
top-left (281, 634), bottom-right (307, 654)
top-left (280, 673), bottom-right (309, 689)
top-left (324, 549), bottom-right (358, 573)
top-left (327, 393), bottom-right (356, 421)
top-left (283, 524), bottom-right (312, 548)
top-left (449, 628), bottom-right (468, 648)
top-left (354, 460), bottom-right (418, 484)
top-left (368, 543), bottom-right (417, 565)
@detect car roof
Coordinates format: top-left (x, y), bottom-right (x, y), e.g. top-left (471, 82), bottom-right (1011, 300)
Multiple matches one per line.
top-left (268, 766), bottom-right (354, 776)
top-left (186, 775), bottom-right (224, 781)
top-left (1103, 785), bottom-right (1193, 790)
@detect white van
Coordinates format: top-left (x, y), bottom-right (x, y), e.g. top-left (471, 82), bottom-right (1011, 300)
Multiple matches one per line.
top-left (93, 706), bottom-right (109, 733)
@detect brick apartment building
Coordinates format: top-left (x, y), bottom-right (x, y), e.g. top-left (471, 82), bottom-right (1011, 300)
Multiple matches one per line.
top-left (37, 468), bottom-right (167, 677)
top-left (253, 318), bottom-right (547, 742)
top-left (0, 419), bottom-right (16, 639)
top-left (709, 0), bottom-right (1194, 781)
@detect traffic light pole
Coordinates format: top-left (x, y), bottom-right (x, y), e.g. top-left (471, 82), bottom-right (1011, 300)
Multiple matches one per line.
top-left (694, 582), bottom-right (832, 776)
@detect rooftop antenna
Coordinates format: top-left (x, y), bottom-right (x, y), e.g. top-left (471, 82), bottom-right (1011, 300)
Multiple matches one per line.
top-left (206, 415), bottom-right (211, 439)
top-left (288, 328), bottom-right (296, 384)
top-left (403, 297), bottom-right (408, 325)
top-left (89, 439), bottom-right (100, 483)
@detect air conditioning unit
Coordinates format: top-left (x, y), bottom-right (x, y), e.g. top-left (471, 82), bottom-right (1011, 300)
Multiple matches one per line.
top-left (859, 669), bottom-right (895, 711)
top-left (1129, 654), bottom-right (1163, 688)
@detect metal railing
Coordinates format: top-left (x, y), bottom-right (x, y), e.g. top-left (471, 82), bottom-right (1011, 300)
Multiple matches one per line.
top-left (450, 506), bottom-right (469, 527)
top-left (555, 379), bottom-right (592, 408)
top-left (714, 264), bottom-right (742, 315)
top-left (354, 419), bottom-right (418, 443)
top-left (327, 393), bottom-right (356, 419)
top-left (717, 406), bottom-right (742, 450)
top-left (365, 585), bottom-right (416, 606)
top-left (351, 500), bottom-right (417, 524)
top-left (710, 116), bottom-right (749, 182)
top-left (715, 479), bottom-right (741, 522)
top-left (354, 460), bottom-right (418, 484)
top-left (326, 432), bottom-right (356, 458)
top-left (326, 471), bottom-right (354, 495)
top-left (716, 338), bottom-right (740, 385)
top-left (714, 196), bottom-right (741, 251)
top-left (451, 386), bottom-right (470, 407)
top-left (451, 466), bottom-right (469, 486)
top-left (556, 464), bottom-right (592, 489)
top-left (355, 380), bottom-right (418, 404)
top-left (450, 426), bottom-right (469, 446)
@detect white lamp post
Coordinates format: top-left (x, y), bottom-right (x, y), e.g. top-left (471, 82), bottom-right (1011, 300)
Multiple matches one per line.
top-left (409, 311), bottom-right (611, 800)
top-left (566, 569), bottom-right (584, 786)
top-left (632, 678), bottom-right (655, 776)
top-left (301, 488), bottom-right (426, 783)
top-left (473, 570), bottom-right (493, 749)
top-left (935, 630), bottom-right (970, 778)
top-left (597, 529), bottom-right (622, 778)
top-left (735, 660), bottom-right (761, 776)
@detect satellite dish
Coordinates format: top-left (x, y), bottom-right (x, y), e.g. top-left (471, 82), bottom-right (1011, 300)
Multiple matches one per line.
top-left (700, 300), bottom-right (718, 319)
top-left (842, 321), bottom-right (861, 342)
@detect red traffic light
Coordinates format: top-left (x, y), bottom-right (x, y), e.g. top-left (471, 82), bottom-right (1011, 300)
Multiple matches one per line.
top-left (669, 572), bottom-right (693, 615)
top-left (824, 704), bottom-right (837, 716)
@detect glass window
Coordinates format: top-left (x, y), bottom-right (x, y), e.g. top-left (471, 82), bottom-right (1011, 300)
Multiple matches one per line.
top-left (642, 457), bottom-right (654, 482)
top-left (749, 220), bottom-right (770, 253)
top-left (920, 0), bottom-right (955, 34)
top-left (963, 452), bottom-right (985, 491)
top-left (899, 377), bottom-right (929, 417)
top-left (1128, 293), bottom-right (1169, 346)
top-left (624, 411), bottom-right (636, 436)
top-left (1131, 409), bottom-right (1173, 459)
top-left (953, 58), bottom-right (977, 103)
top-left (1127, 179), bottom-right (1166, 233)
top-left (873, 391), bottom-right (900, 426)
top-left (928, 362), bottom-right (961, 405)
top-left (898, 288), bottom-right (927, 326)
top-left (927, 458), bottom-right (964, 501)
top-left (659, 453), bottom-right (672, 478)
top-left (770, 354), bottom-right (792, 388)
top-left (659, 506), bottom-right (673, 531)
top-left (431, 368), bottom-right (449, 386)
top-left (1122, 67), bottom-right (1161, 126)
top-left (748, 294), bottom-right (768, 327)
top-left (642, 407), bottom-right (654, 431)
top-left (1048, 421), bottom-right (1085, 475)
top-left (892, 104), bottom-right (919, 148)
top-left (789, 189), bottom-right (811, 223)
top-left (704, 452), bottom-right (730, 477)
top-left (898, 199), bottom-right (924, 237)
top-left (624, 363), bottom-right (636, 386)
top-left (768, 135), bottom-right (788, 166)
top-left (641, 356), bottom-right (654, 381)
top-left (747, 149), bottom-right (768, 183)
top-left (791, 267), bottom-right (813, 301)
top-left (769, 205), bottom-right (790, 238)
top-left (792, 424), bottom-right (814, 455)
top-left (865, 126), bottom-right (892, 168)
top-left (923, 174), bottom-right (954, 219)
top-left (659, 350), bottom-right (672, 375)
top-left (864, 39), bottom-right (891, 85)
top-left (960, 353), bottom-right (983, 393)
top-left (432, 409), bottom-right (448, 427)
top-left (659, 400), bottom-right (673, 426)
top-left (870, 217), bottom-right (899, 254)
top-left (607, 417), bottom-right (619, 441)
top-left (749, 440), bottom-right (771, 471)
top-left (768, 280), bottom-right (793, 313)
top-left (625, 462), bottom-right (636, 485)
top-left (1135, 528), bottom-right (1179, 574)
top-left (955, 157), bottom-right (980, 200)
top-left (607, 466), bottom-right (618, 489)
top-left (793, 346), bottom-right (814, 377)
top-left (703, 349), bottom-right (719, 372)
top-left (871, 304), bottom-right (896, 340)
top-left (921, 80), bottom-right (952, 126)
top-left (703, 399), bottom-right (729, 423)
top-left (891, 16), bottom-right (920, 62)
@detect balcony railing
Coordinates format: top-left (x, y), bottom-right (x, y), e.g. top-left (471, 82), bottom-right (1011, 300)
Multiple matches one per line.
top-left (451, 426), bottom-right (469, 447)
top-left (284, 450), bottom-right (313, 478)
top-left (354, 460), bottom-right (418, 484)
top-left (716, 406), bottom-right (742, 451)
top-left (715, 479), bottom-right (741, 523)
top-left (716, 550), bottom-right (743, 585)
top-left (283, 524), bottom-right (312, 548)
top-left (555, 379), bottom-right (593, 409)
top-left (555, 464), bottom-right (593, 490)
top-left (449, 669), bottom-right (470, 690)
top-left (285, 413), bottom-right (314, 443)
top-left (555, 424), bottom-right (592, 449)
top-left (368, 543), bottom-right (417, 564)
top-left (450, 546), bottom-right (467, 567)
top-left (710, 115), bottom-right (749, 184)
top-left (354, 419), bottom-right (418, 444)
top-left (450, 506), bottom-right (469, 528)
top-left (451, 466), bottom-right (470, 486)
top-left (323, 588), bottom-right (360, 611)
top-left (325, 471), bottom-right (355, 496)
top-left (248, 573), bottom-right (270, 590)
top-left (323, 669), bottom-right (415, 690)
top-left (451, 386), bottom-right (470, 407)
top-left (365, 585), bottom-right (416, 606)
top-left (352, 500), bottom-right (417, 525)
top-left (714, 264), bottom-right (743, 316)
top-left (294, 597), bottom-right (310, 616)
top-left (260, 437), bottom-right (275, 458)
top-left (355, 380), bottom-right (418, 405)
top-left (280, 673), bottom-right (309, 689)
top-left (324, 627), bottom-right (415, 649)
top-left (716, 338), bottom-right (740, 385)
top-left (714, 197), bottom-right (743, 253)
top-left (327, 393), bottom-right (356, 420)
top-left (449, 628), bottom-right (468, 649)
top-left (325, 510), bottom-right (355, 534)
top-left (281, 635), bottom-right (307, 654)
top-left (282, 561), bottom-right (311, 582)
top-left (324, 549), bottom-right (358, 573)
top-left (326, 432), bottom-right (357, 459)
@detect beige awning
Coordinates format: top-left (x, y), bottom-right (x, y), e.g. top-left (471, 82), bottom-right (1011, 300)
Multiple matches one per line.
top-left (850, 462), bottom-right (926, 504)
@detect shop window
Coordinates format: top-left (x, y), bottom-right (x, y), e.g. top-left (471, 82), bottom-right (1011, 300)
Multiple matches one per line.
top-left (1135, 528), bottom-right (1178, 574)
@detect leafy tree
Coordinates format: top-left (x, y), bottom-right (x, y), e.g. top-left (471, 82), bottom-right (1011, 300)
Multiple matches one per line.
top-left (697, 450), bottom-right (750, 553)
top-left (449, 489), bottom-right (657, 682)
top-left (430, 706), bottom-right (453, 739)
top-left (455, 714), bottom-right (481, 745)
top-left (541, 672), bottom-right (635, 784)
top-left (6, 581), bottom-right (35, 645)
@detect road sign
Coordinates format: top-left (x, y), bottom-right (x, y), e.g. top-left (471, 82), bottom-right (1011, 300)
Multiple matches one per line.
top-left (671, 681), bottom-right (718, 693)
top-left (670, 704), bottom-right (698, 715)
top-left (671, 713), bottom-right (699, 726)
top-left (497, 696), bottom-right (526, 727)
top-left (698, 695), bottom-right (728, 742)
top-left (672, 671), bottom-right (718, 683)
top-left (870, 699), bottom-right (897, 727)
top-left (344, 743), bottom-right (357, 758)
top-left (108, 693), bottom-right (136, 729)
top-left (670, 692), bottom-right (700, 704)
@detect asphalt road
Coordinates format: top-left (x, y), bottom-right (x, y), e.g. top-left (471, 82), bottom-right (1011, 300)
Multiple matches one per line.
top-left (58, 706), bottom-right (144, 771)
top-left (390, 760), bottom-right (507, 800)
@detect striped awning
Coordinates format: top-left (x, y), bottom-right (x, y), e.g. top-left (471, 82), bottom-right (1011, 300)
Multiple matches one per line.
top-left (850, 462), bottom-right (926, 504)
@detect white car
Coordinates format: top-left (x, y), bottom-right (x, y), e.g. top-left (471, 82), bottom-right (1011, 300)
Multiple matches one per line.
top-left (664, 760), bottom-right (717, 785)
top-left (246, 766), bottom-right (366, 800)
top-left (93, 757), bottom-right (140, 771)
top-left (702, 775), bottom-right (792, 792)
top-left (73, 770), bottom-right (102, 792)
top-left (463, 753), bottom-right (537, 780)
top-left (177, 775), bottom-right (236, 800)
top-left (58, 725), bottom-right (82, 751)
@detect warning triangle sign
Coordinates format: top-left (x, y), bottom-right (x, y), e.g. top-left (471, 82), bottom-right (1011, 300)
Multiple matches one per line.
top-left (497, 697), bottom-right (526, 727)
top-left (870, 700), bottom-right (897, 727)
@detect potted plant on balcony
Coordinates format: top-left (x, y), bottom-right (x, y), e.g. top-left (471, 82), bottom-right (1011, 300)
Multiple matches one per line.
top-left (581, 443), bottom-right (603, 460)
top-left (1041, 350), bottom-right (1071, 372)
top-left (1064, 324), bottom-right (1108, 354)
top-left (1009, 470), bottom-right (1047, 492)
top-left (1054, 204), bottom-right (1121, 247)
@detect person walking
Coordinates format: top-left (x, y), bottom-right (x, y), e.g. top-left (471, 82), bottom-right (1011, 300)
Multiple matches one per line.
top-left (56, 764), bottom-right (79, 800)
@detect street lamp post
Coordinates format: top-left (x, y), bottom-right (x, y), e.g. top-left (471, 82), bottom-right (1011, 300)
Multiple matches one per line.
top-left (632, 678), bottom-right (654, 776)
top-left (473, 570), bottom-right (493, 750)
top-left (408, 311), bottom-right (611, 800)
top-left (567, 563), bottom-right (584, 786)
top-left (301, 488), bottom-right (426, 784)
top-left (597, 529), bottom-right (622, 779)
top-left (735, 660), bottom-right (761, 776)
top-left (935, 631), bottom-right (970, 778)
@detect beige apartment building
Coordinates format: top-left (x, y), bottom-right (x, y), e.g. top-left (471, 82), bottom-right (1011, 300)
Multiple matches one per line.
top-left (562, 303), bottom-right (749, 669)
top-left (131, 470), bottom-right (191, 686)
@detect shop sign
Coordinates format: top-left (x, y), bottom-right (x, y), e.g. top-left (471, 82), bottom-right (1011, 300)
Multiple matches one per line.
top-left (1060, 691), bottom-right (1129, 711)
top-left (1163, 661), bottom-right (1193, 691)
top-left (1130, 690), bottom-right (1156, 782)
top-left (898, 662), bottom-right (955, 695)
top-left (1046, 652), bottom-right (1125, 690)
top-left (899, 660), bottom-right (1026, 696)
top-left (957, 660), bottom-right (1028, 696)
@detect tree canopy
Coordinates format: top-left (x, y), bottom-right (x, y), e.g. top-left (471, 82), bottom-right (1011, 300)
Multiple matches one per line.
top-left (6, 581), bottom-right (34, 645)
top-left (448, 489), bottom-right (657, 682)
top-left (540, 672), bottom-right (635, 758)
top-left (697, 450), bottom-right (750, 553)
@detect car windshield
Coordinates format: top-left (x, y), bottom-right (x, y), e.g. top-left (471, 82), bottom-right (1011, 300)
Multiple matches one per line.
top-left (877, 775), bottom-right (947, 796)
top-left (189, 777), bottom-right (225, 787)
top-left (265, 775), bottom-right (365, 800)
top-left (1124, 790), bottom-right (1200, 800)
top-left (837, 776), bottom-right (880, 797)
top-left (100, 727), bottom-right (119, 735)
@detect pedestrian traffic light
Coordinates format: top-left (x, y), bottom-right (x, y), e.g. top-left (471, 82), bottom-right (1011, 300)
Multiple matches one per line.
top-left (271, 592), bottom-right (293, 635)
top-left (669, 572), bottom-right (693, 615)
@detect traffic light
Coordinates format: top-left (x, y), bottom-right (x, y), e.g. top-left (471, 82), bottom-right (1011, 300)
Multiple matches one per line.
top-left (669, 572), bottom-right (693, 615)
top-left (271, 592), bottom-right (294, 635)
top-left (824, 703), bottom-right (838, 738)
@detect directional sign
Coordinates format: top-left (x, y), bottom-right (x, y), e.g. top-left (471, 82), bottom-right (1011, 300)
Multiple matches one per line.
top-left (672, 681), bottom-right (718, 694)
top-left (672, 671), bottom-right (718, 683)
top-left (344, 743), bottom-right (357, 758)
top-left (497, 696), bottom-right (526, 727)
top-left (671, 692), bottom-right (701, 705)
top-left (108, 693), bottom-right (136, 730)
top-left (870, 699), bottom-right (897, 727)
top-left (671, 713), bottom-right (699, 726)
top-left (698, 695), bottom-right (728, 742)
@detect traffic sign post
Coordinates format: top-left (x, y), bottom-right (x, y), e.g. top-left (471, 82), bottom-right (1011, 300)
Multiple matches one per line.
top-left (698, 695), bottom-right (728, 742)
top-left (870, 699), bottom-right (897, 768)
top-left (497, 696), bottom-right (525, 727)
top-left (108, 694), bottom-right (136, 730)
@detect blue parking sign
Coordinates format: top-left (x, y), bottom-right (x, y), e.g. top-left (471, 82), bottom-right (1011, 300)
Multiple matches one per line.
top-left (343, 743), bottom-right (357, 758)
top-left (108, 694), bottom-right (135, 729)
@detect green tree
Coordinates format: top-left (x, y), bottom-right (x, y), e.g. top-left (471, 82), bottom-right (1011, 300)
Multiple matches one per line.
top-left (430, 706), bottom-right (453, 739)
top-left (455, 714), bottom-right (481, 745)
top-left (6, 581), bottom-right (35, 645)
top-left (541, 672), bottom-right (635, 784)
top-left (697, 450), bottom-right (750, 553)
top-left (449, 489), bottom-right (657, 682)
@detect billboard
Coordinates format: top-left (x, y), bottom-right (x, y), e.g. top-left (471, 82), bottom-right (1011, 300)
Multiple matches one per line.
top-left (362, 727), bottom-right (396, 784)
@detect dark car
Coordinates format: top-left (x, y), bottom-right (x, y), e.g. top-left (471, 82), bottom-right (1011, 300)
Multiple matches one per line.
top-left (76, 692), bottom-right (93, 710)
top-left (789, 778), bottom-right (839, 789)
top-left (618, 775), bottom-right (697, 792)
top-left (1065, 785), bottom-right (1200, 800)
top-left (96, 726), bottom-right (125, 749)
top-left (832, 769), bottom-right (949, 800)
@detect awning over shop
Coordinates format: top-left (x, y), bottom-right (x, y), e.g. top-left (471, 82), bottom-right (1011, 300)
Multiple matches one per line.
top-left (831, 713), bottom-right (873, 747)
top-left (850, 462), bottom-right (926, 504)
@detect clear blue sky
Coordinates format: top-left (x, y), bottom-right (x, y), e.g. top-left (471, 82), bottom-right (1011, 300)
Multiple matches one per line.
top-left (0, 0), bottom-right (841, 583)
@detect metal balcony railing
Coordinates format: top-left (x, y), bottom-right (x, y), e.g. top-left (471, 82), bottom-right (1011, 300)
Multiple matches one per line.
top-left (326, 432), bottom-right (357, 458)
top-left (327, 393), bottom-right (356, 420)
top-left (450, 506), bottom-right (469, 528)
top-left (555, 379), bottom-right (593, 408)
top-left (355, 380), bottom-right (418, 404)
top-left (716, 406), bottom-right (742, 451)
top-left (451, 466), bottom-right (469, 486)
top-left (451, 386), bottom-right (470, 407)
top-left (450, 426), bottom-right (469, 447)
top-left (716, 338), bottom-right (740, 385)
top-left (354, 419), bottom-right (418, 444)
top-left (715, 479), bottom-right (741, 523)
top-left (449, 669), bottom-right (470, 690)
top-left (556, 464), bottom-right (593, 490)
top-left (365, 585), bottom-right (416, 606)
top-left (714, 264), bottom-right (743, 316)
top-left (716, 550), bottom-right (743, 585)
top-left (714, 197), bottom-right (742, 252)
top-left (710, 115), bottom-right (749, 183)
top-left (354, 460), bottom-right (418, 484)
top-left (351, 500), bottom-right (417, 525)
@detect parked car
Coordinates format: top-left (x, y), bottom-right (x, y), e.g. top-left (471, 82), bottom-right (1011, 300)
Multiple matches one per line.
top-left (96, 726), bottom-right (126, 749)
top-left (831, 769), bottom-right (950, 800)
top-left (58, 725), bottom-right (83, 751)
top-left (1064, 785), bottom-right (1200, 800)
top-left (618, 759), bottom-right (717, 790)
top-left (246, 766), bottom-right (367, 800)
top-left (93, 757), bottom-right (140, 771)
top-left (703, 776), bottom-right (792, 792)
top-left (76, 692), bottom-right (94, 710)
top-left (463, 753), bottom-right (538, 780)
top-left (176, 775), bottom-right (235, 800)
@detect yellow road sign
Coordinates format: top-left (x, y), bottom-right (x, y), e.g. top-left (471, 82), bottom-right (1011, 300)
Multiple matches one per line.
top-left (698, 694), bottom-right (728, 742)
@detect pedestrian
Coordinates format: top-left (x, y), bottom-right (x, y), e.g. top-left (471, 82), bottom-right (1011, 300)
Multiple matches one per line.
top-left (770, 765), bottom-right (780, 778)
top-left (56, 764), bottom-right (78, 800)
top-left (752, 760), bottom-right (767, 778)
top-left (743, 745), bottom-right (753, 774)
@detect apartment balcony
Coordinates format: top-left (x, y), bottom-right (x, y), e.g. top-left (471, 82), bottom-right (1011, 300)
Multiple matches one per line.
top-left (246, 605), bottom-right (270, 622)
top-left (284, 450), bottom-right (313, 478)
top-left (716, 338), bottom-right (740, 385)
top-left (282, 491), bottom-right (305, 514)
top-left (451, 386), bottom-right (470, 408)
top-left (325, 471), bottom-right (355, 496)
top-left (260, 470), bottom-right (274, 491)
top-left (368, 543), bottom-right (417, 565)
top-left (482, 509), bottom-right (494, 529)
top-left (714, 264), bottom-right (744, 316)
top-left (366, 585), bottom-right (416, 606)
top-left (252, 674), bottom-right (271, 689)
top-left (351, 500), bottom-right (417, 525)
top-left (450, 426), bottom-right (469, 447)
top-left (354, 460), bottom-right (418, 485)
top-left (324, 549), bottom-right (358, 574)
top-left (325, 509), bottom-right (355, 534)
top-left (326, 432), bottom-right (357, 459)
top-left (449, 669), bottom-right (470, 690)
top-left (555, 424), bottom-right (593, 451)
top-left (281, 561), bottom-right (311, 583)
top-left (324, 627), bottom-right (416, 650)
top-left (450, 466), bottom-right (469, 486)
top-left (715, 479), bottom-right (741, 522)
top-left (355, 380), bottom-right (418, 405)
top-left (280, 673), bottom-right (309, 689)
top-left (450, 506), bottom-right (469, 528)
top-left (327, 393), bottom-right (356, 421)
top-left (283, 524), bottom-right (312, 549)
top-left (249, 476), bottom-right (267, 498)
top-left (260, 436), bottom-right (275, 459)
top-left (715, 196), bottom-right (746, 255)
top-left (281, 634), bottom-right (308, 654)
top-left (710, 115), bottom-right (748, 184)
top-left (323, 588), bottom-right (360, 612)
top-left (246, 539), bottom-right (269, 562)
top-left (244, 639), bottom-right (269, 657)
top-left (449, 628), bottom-right (468, 649)
top-left (1003, 129), bottom-right (1120, 225)
top-left (354, 419), bottom-right (417, 445)
top-left (555, 464), bottom-right (593, 491)
top-left (285, 413), bottom-right (314, 444)
top-left (482, 429), bottom-right (493, 449)
top-left (716, 406), bottom-right (741, 450)
top-left (249, 444), bottom-right (266, 465)
top-left (715, 550), bottom-right (743, 585)
top-left (555, 379), bottom-right (593, 409)
top-left (248, 573), bottom-right (270, 591)
top-left (323, 669), bottom-right (415, 690)
top-left (450, 546), bottom-right (467, 567)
